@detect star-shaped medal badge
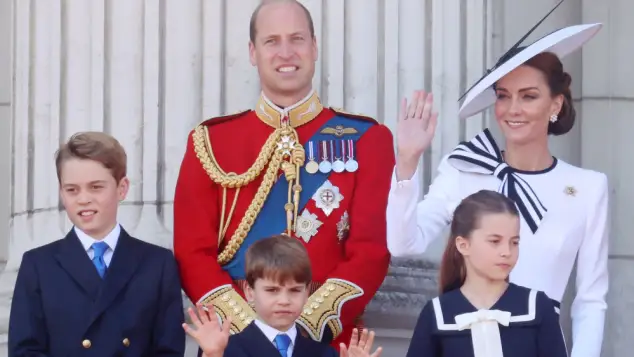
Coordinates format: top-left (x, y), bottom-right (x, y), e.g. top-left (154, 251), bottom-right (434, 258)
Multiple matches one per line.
top-left (277, 136), bottom-right (296, 156)
top-left (295, 210), bottom-right (323, 243)
top-left (312, 180), bottom-right (344, 216)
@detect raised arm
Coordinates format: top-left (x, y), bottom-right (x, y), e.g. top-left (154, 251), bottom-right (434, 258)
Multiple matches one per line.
top-left (569, 173), bottom-right (609, 357)
top-left (386, 155), bottom-right (461, 257)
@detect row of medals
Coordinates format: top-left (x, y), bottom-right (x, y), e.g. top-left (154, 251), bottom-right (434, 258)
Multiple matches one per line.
top-left (304, 140), bottom-right (358, 174)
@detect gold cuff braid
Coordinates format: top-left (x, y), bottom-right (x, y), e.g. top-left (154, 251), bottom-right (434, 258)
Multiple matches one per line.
top-left (192, 124), bottom-right (305, 265)
top-left (200, 286), bottom-right (257, 334)
top-left (296, 279), bottom-right (364, 341)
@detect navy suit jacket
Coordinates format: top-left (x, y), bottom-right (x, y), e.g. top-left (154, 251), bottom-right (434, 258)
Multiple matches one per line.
top-left (8, 227), bottom-right (185, 357)
top-left (222, 322), bottom-right (338, 357)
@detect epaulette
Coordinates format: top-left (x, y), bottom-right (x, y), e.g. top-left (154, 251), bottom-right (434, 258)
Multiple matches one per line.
top-left (197, 109), bottom-right (251, 128)
top-left (330, 107), bottom-right (378, 124)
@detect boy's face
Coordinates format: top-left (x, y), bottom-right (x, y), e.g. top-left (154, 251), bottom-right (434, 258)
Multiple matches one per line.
top-left (245, 277), bottom-right (309, 331)
top-left (59, 158), bottom-right (129, 239)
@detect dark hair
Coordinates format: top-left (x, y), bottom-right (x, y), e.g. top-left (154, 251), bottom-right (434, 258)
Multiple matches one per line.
top-left (55, 131), bottom-right (127, 183)
top-left (245, 234), bottom-right (312, 288)
top-left (438, 190), bottom-right (519, 294)
top-left (249, 0), bottom-right (315, 44)
top-left (523, 51), bottom-right (575, 135)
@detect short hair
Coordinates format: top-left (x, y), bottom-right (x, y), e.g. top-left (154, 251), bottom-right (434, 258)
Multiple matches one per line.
top-left (245, 234), bottom-right (312, 288)
top-left (55, 132), bottom-right (127, 183)
top-left (249, 0), bottom-right (315, 43)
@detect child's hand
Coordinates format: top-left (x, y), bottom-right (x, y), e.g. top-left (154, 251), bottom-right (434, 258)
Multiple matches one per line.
top-left (182, 303), bottom-right (232, 357)
top-left (339, 328), bottom-right (383, 357)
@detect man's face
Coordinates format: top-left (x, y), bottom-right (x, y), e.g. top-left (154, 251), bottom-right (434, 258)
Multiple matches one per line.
top-left (249, 2), bottom-right (318, 103)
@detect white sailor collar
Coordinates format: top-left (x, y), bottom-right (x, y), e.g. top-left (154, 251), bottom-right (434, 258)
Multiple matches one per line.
top-left (430, 283), bottom-right (554, 334)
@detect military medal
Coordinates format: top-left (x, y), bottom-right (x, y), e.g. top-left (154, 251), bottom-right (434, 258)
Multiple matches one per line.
top-left (318, 141), bottom-right (332, 173)
top-left (305, 141), bottom-right (319, 174)
top-left (345, 139), bottom-right (358, 172)
top-left (295, 209), bottom-right (323, 243)
top-left (312, 180), bottom-right (344, 216)
top-left (336, 211), bottom-right (350, 241)
top-left (332, 140), bottom-right (345, 173)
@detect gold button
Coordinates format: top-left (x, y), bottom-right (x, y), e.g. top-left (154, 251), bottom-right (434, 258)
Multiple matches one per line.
top-left (122, 338), bottom-right (130, 347)
top-left (82, 339), bottom-right (91, 348)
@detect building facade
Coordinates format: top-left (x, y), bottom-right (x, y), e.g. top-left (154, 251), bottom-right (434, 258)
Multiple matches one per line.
top-left (0, 0), bottom-right (632, 356)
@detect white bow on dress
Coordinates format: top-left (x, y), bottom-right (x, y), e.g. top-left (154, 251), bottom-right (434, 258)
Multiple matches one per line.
top-left (455, 309), bottom-right (511, 357)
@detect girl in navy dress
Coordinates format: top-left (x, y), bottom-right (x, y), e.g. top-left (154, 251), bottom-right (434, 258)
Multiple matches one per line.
top-left (406, 190), bottom-right (567, 357)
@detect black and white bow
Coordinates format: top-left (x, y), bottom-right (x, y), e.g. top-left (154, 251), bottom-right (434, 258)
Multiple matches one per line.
top-left (447, 129), bottom-right (547, 233)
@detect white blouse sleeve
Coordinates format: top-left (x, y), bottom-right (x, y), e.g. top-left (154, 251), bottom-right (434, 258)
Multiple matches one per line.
top-left (386, 155), bottom-right (462, 257)
top-left (570, 173), bottom-right (609, 357)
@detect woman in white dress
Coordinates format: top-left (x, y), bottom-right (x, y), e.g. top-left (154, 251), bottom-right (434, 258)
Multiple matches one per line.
top-left (387, 4), bottom-right (608, 357)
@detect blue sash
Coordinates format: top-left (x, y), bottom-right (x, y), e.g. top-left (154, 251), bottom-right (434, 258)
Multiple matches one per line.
top-left (222, 115), bottom-right (374, 279)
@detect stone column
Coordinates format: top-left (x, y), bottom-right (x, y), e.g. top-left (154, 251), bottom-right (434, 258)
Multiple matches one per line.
top-left (0, 0), bottom-right (12, 265)
top-left (581, 0), bottom-right (634, 355)
top-left (364, 1), bottom-right (491, 354)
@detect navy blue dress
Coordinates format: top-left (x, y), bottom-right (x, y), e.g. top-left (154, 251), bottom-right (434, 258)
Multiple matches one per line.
top-left (406, 283), bottom-right (568, 357)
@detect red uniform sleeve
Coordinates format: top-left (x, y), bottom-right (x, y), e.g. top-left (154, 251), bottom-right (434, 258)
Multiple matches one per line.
top-left (173, 130), bottom-right (256, 333)
top-left (297, 124), bottom-right (395, 341)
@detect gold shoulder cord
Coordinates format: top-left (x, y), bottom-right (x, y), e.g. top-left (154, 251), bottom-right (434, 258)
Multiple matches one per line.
top-left (192, 124), bottom-right (305, 265)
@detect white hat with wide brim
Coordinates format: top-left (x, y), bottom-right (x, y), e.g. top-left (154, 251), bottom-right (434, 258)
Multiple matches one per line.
top-left (458, 23), bottom-right (603, 120)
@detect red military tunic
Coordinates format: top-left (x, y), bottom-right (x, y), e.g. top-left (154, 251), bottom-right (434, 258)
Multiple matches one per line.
top-left (173, 91), bottom-right (395, 346)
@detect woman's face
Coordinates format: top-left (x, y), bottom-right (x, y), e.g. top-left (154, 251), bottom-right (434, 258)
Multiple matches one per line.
top-left (494, 65), bottom-right (563, 146)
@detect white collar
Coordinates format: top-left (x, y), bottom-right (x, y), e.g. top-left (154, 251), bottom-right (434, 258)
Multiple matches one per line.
top-left (254, 319), bottom-right (298, 346)
top-left (74, 223), bottom-right (121, 252)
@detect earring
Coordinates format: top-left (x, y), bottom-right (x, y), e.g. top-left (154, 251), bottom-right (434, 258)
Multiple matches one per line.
top-left (549, 114), bottom-right (558, 123)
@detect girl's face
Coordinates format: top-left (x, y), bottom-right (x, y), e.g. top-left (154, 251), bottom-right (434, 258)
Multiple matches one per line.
top-left (457, 213), bottom-right (520, 283)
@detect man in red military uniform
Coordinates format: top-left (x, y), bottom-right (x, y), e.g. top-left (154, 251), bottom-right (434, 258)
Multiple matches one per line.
top-left (173, 0), bottom-right (394, 347)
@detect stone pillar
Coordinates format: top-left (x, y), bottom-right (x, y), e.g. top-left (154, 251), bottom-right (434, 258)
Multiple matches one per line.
top-left (581, 0), bottom-right (634, 355)
top-left (364, 1), bottom-right (490, 354)
top-left (0, 0), bottom-right (12, 265)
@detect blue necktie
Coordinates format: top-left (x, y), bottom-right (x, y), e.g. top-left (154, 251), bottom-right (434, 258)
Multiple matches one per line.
top-left (91, 242), bottom-right (109, 279)
top-left (274, 334), bottom-right (291, 357)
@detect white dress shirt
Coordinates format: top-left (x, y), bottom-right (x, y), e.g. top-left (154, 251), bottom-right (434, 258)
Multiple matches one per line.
top-left (387, 155), bottom-right (609, 357)
top-left (74, 224), bottom-right (121, 267)
top-left (254, 319), bottom-right (298, 357)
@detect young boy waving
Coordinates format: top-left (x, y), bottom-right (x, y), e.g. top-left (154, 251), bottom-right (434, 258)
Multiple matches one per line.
top-left (184, 235), bottom-right (383, 357)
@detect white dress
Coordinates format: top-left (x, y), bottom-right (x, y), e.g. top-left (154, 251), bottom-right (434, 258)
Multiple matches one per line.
top-left (387, 129), bottom-right (608, 357)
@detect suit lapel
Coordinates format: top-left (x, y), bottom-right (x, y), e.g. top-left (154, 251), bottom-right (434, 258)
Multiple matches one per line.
top-left (54, 230), bottom-right (102, 301)
top-left (87, 228), bottom-right (146, 326)
top-left (293, 326), bottom-right (322, 357)
top-left (240, 323), bottom-right (286, 357)
top-left (240, 323), bottom-right (323, 357)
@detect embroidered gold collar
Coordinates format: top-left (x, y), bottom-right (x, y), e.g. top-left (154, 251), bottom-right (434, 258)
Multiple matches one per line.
top-left (255, 90), bottom-right (324, 128)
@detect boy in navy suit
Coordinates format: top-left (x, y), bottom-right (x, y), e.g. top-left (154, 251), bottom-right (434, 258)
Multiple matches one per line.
top-left (183, 235), bottom-right (383, 357)
top-left (8, 132), bottom-right (186, 356)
